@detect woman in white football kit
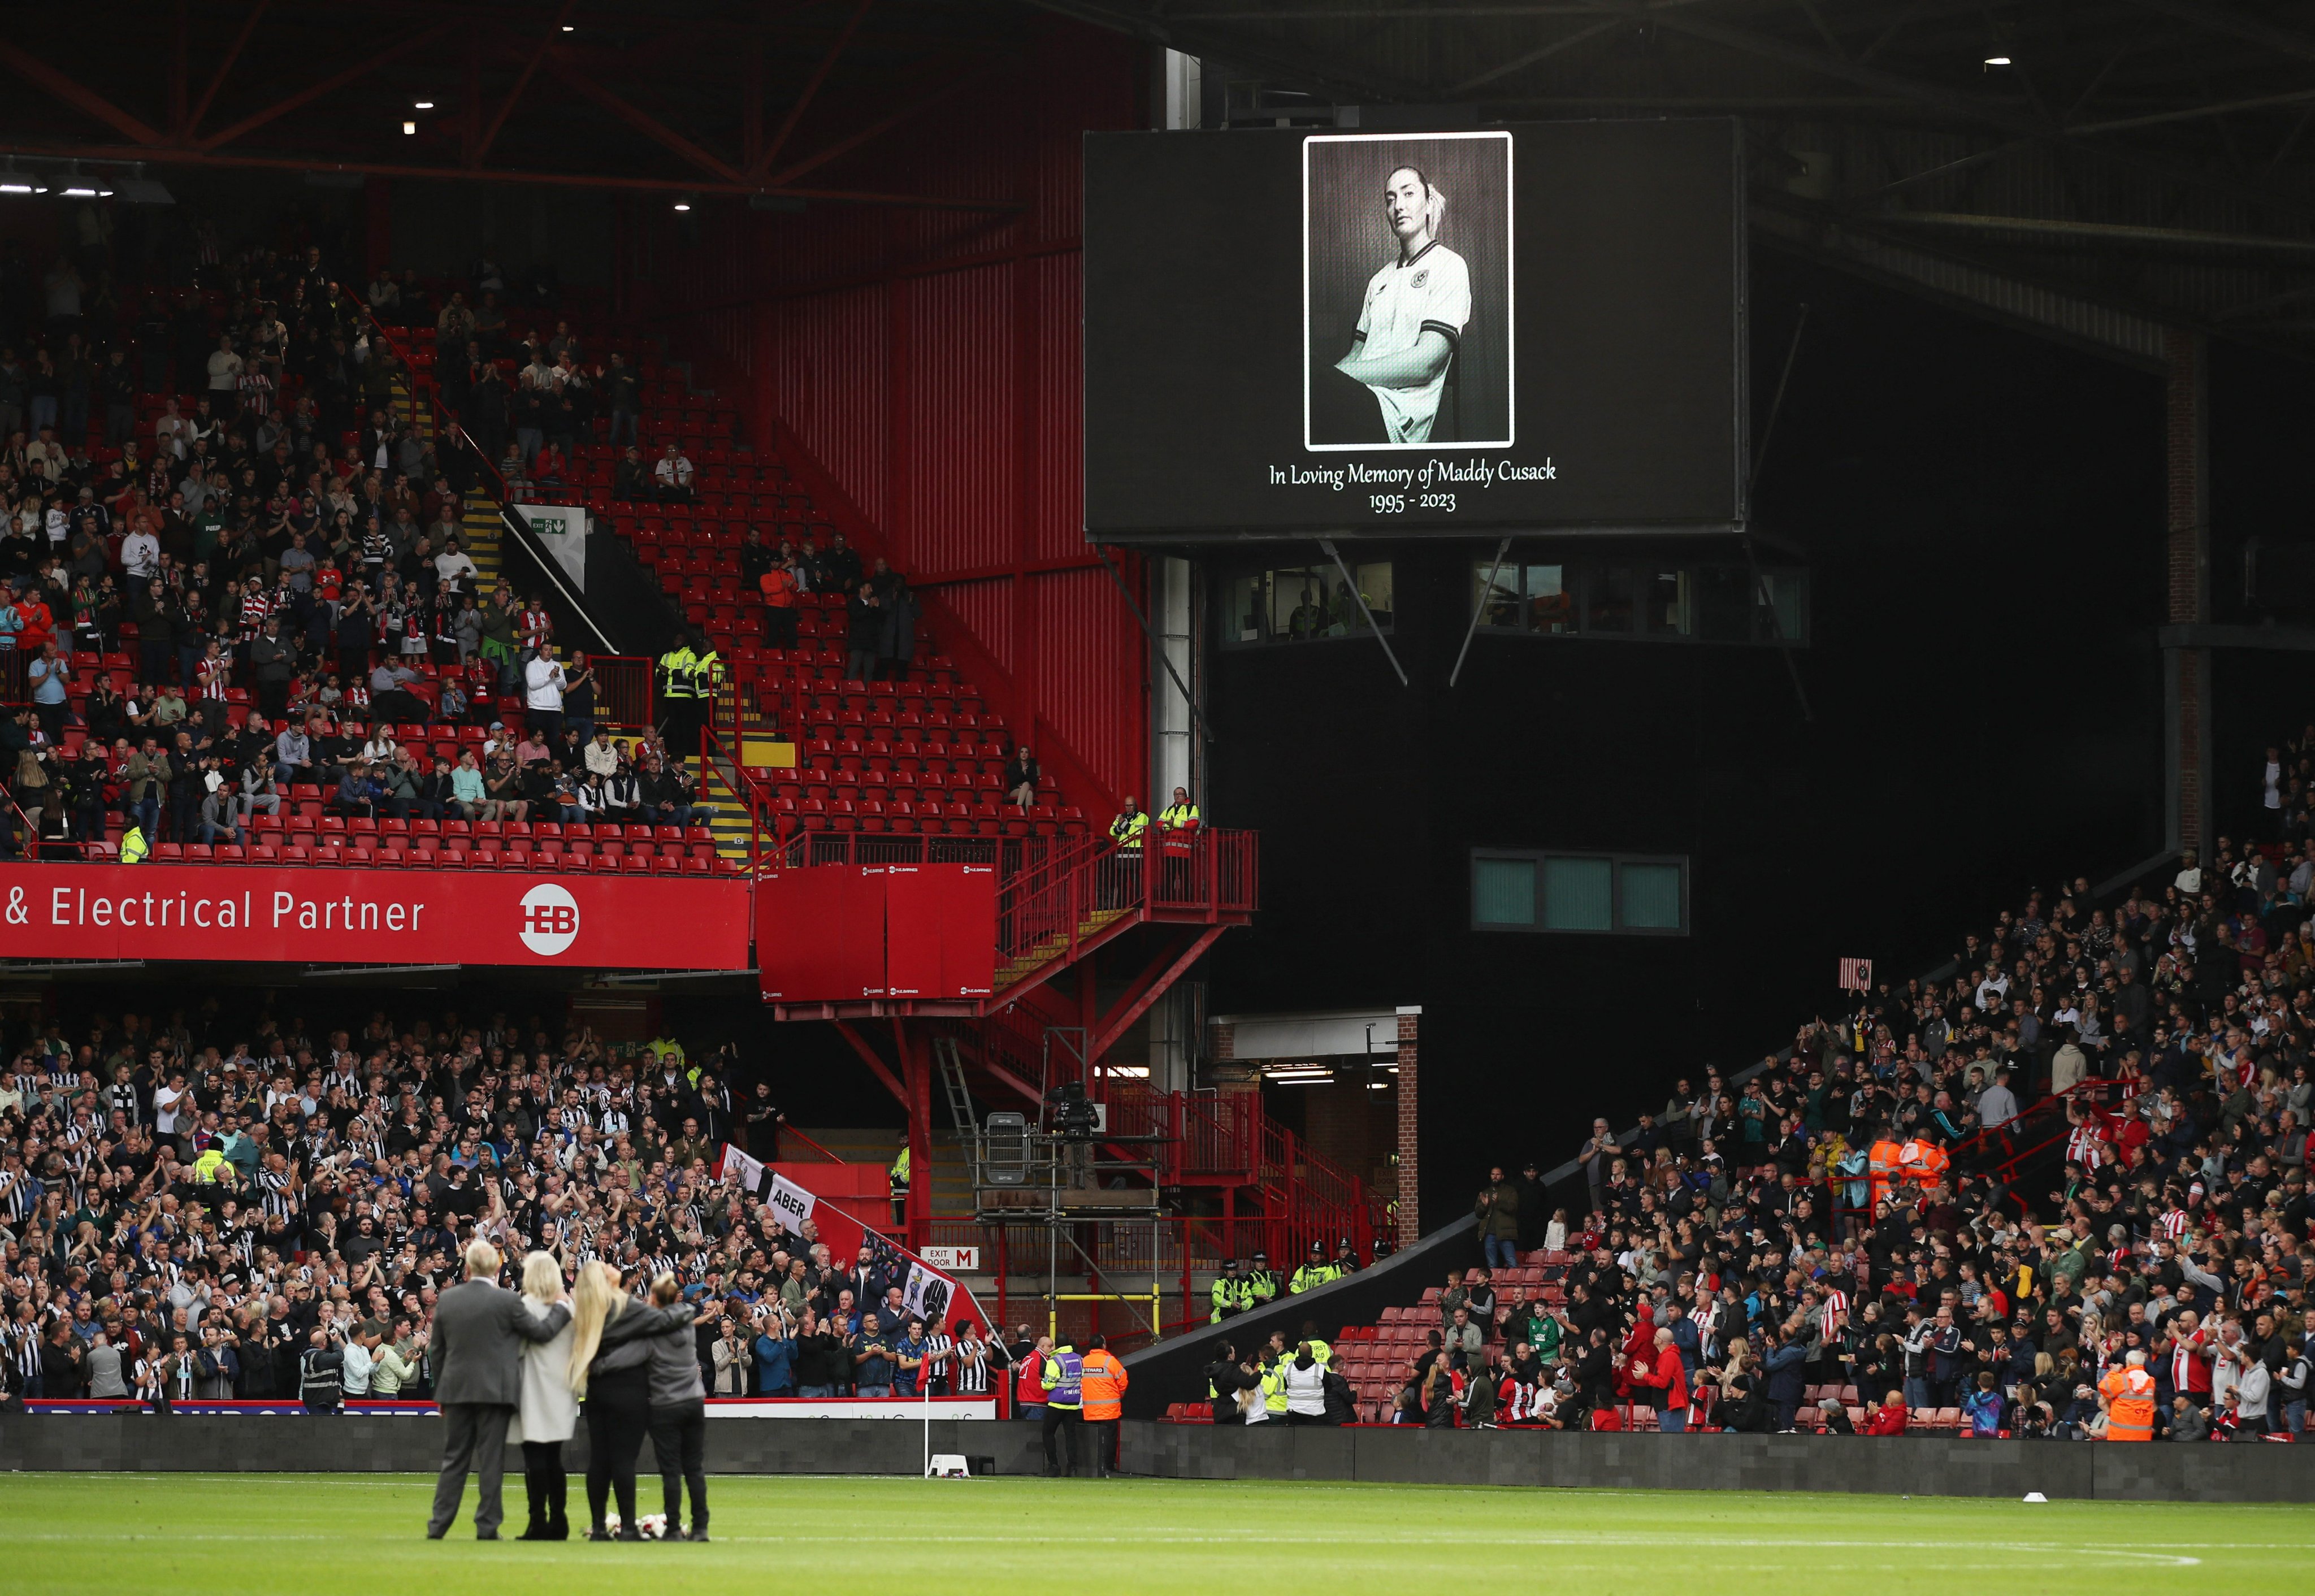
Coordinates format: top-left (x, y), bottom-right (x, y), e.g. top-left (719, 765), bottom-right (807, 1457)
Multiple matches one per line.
top-left (1333, 164), bottom-right (1471, 444)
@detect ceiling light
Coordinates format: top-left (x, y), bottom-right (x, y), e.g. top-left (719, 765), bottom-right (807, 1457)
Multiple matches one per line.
top-left (414, 100), bottom-right (435, 110)
top-left (402, 121), bottom-right (418, 135)
top-left (672, 199), bottom-right (691, 211)
top-left (1983, 55), bottom-right (2011, 66)
top-left (0, 183), bottom-right (42, 196)
top-left (561, 23), bottom-right (574, 30)
top-left (60, 186), bottom-right (101, 198)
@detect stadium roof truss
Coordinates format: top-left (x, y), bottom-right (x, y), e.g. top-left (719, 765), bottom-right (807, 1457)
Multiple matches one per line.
top-left (0, 0), bottom-right (1031, 212)
top-left (1029, 0), bottom-right (2315, 366)
top-left (4, 2), bottom-right (2311, 355)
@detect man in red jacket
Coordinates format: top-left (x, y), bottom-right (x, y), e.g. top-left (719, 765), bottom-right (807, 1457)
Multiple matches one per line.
top-left (1864, 1391), bottom-right (1909, 1435)
top-left (1628, 1326), bottom-right (1690, 1432)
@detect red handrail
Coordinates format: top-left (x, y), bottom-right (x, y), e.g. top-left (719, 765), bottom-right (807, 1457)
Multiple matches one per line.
top-left (775, 1124), bottom-right (849, 1166)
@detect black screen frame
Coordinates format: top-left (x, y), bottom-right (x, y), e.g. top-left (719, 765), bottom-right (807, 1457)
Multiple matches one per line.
top-left (1083, 118), bottom-right (1750, 547)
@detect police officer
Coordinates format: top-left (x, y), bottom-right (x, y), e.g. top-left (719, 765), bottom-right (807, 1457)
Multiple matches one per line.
top-left (1246, 1251), bottom-right (1278, 1310)
top-left (1039, 1337), bottom-right (1083, 1477)
top-left (1290, 1243), bottom-right (1335, 1295)
top-left (657, 628), bottom-right (701, 753)
top-left (688, 635), bottom-right (725, 726)
top-left (1333, 1237), bottom-right (1363, 1277)
top-left (1298, 1319), bottom-right (1333, 1370)
top-left (1257, 1348), bottom-right (1291, 1423)
top-left (1210, 1259), bottom-right (1246, 1324)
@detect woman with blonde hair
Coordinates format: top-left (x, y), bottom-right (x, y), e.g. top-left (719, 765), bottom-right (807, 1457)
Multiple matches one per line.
top-left (567, 1261), bottom-right (694, 1541)
top-left (508, 1251), bottom-right (576, 1540)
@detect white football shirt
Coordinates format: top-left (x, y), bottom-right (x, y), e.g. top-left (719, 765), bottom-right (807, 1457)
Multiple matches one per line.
top-left (1352, 240), bottom-right (1472, 444)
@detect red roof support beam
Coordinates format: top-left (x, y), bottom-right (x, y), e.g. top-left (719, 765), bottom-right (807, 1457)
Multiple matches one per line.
top-left (0, 41), bottom-right (164, 146)
top-left (184, 0), bottom-right (271, 141)
top-left (752, 0), bottom-right (873, 180)
top-left (0, 140), bottom-right (1022, 211)
top-left (542, 49), bottom-right (743, 184)
top-left (197, 20), bottom-right (458, 153)
top-left (834, 1020), bottom-right (909, 1109)
top-left (764, 60), bottom-right (985, 188)
top-left (474, 0), bottom-right (582, 168)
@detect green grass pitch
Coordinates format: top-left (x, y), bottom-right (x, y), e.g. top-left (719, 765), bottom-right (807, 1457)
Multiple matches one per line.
top-left (0, 1473), bottom-right (2303, 1593)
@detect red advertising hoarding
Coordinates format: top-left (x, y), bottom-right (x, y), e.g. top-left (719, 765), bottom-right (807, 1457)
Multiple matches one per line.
top-left (755, 863), bottom-right (995, 1001)
top-left (0, 863), bottom-right (753, 969)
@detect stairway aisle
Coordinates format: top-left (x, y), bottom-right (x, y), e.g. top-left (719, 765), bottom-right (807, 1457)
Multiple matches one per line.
top-left (393, 367), bottom-right (505, 591)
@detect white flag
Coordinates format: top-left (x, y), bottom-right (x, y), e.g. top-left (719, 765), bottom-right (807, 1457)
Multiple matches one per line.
top-left (765, 1174), bottom-right (817, 1237)
top-left (718, 1143), bottom-right (767, 1192)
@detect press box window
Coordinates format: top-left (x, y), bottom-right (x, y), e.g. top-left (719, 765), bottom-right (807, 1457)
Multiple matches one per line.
top-left (1472, 850), bottom-right (1689, 935)
top-left (1473, 561), bottom-right (1805, 645)
top-left (1227, 563), bottom-right (1394, 647)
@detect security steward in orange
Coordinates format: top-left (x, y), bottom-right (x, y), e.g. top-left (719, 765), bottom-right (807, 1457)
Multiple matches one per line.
top-left (1078, 1333), bottom-right (1130, 1478)
top-left (2099, 1348), bottom-right (2158, 1442)
top-left (1866, 1121), bottom-right (1904, 1210)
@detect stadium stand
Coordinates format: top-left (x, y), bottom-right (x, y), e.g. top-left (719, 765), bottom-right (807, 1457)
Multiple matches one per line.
top-left (0, 244), bottom-right (1091, 864)
top-left (1182, 815), bottom-right (2314, 1442)
top-left (0, 1000), bottom-right (1023, 1407)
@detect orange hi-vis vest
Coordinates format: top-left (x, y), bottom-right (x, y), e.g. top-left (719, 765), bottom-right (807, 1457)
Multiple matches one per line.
top-left (2100, 1366), bottom-right (2157, 1441)
top-left (1898, 1138), bottom-right (1952, 1185)
top-left (1867, 1139), bottom-right (1903, 1204)
top-left (1078, 1349), bottom-right (1129, 1421)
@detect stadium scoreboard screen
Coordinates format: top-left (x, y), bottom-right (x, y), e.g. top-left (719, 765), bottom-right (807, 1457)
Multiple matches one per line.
top-left (1083, 119), bottom-right (1746, 541)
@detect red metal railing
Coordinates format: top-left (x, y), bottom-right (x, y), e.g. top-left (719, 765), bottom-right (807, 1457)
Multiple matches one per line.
top-left (589, 653), bottom-right (655, 733)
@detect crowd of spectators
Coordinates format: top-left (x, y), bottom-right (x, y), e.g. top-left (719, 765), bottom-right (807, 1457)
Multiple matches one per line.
top-left (0, 239), bottom-right (734, 857)
top-left (1212, 827), bottom-right (2312, 1441)
top-left (0, 1001), bottom-right (1007, 1410)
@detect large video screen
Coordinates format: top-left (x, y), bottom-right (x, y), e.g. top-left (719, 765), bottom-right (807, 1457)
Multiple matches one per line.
top-left (1084, 119), bottom-right (1746, 541)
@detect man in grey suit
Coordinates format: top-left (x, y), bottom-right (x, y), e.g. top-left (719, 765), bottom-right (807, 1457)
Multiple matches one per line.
top-left (427, 1238), bottom-right (571, 1539)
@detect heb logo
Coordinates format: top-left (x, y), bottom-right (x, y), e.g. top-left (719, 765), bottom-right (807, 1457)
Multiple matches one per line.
top-left (518, 883), bottom-right (581, 956)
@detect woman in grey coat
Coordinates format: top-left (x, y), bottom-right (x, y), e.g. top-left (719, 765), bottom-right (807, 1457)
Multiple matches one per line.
top-left (641, 1273), bottom-right (711, 1541)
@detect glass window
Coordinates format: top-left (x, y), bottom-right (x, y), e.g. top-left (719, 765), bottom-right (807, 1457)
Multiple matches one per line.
top-left (1473, 849), bottom-right (1688, 935)
top-left (1525, 565), bottom-right (1570, 634)
top-left (1694, 565), bottom-right (1751, 643)
top-left (1472, 857), bottom-right (1536, 925)
top-left (1474, 563), bottom-right (1520, 630)
top-left (1620, 861), bottom-right (1684, 929)
top-left (1644, 570), bottom-right (1690, 637)
top-left (1542, 857), bottom-right (1614, 930)
top-left (1223, 563), bottom-right (1394, 648)
top-left (1354, 562), bottom-right (1394, 630)
top-left (1584, 567), bottom-right (1633, 634)
top-left (1467, 559), bottom-right (1804, 648)
top-left (1756, 569), bottom-right (1809, 643)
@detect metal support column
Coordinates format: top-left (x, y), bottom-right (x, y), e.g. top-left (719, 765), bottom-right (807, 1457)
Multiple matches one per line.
top-left (1319, 539), bottom-right (1408, 686)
